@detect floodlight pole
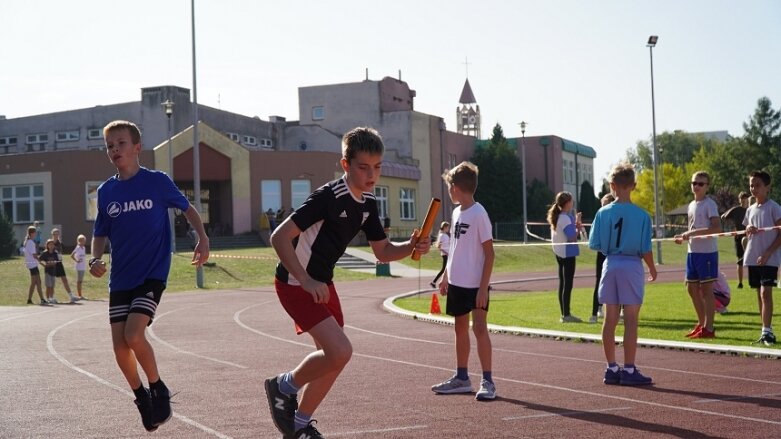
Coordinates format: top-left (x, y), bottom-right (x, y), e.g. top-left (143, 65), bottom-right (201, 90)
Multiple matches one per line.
top-left (648, 35), bottom-right (663, 264)
top-left (162, 99), bottom-right (176, 254)
top-left (519, 121), bottom-right (528, 244)
top-left (192, 0), bottom-right (204, 287)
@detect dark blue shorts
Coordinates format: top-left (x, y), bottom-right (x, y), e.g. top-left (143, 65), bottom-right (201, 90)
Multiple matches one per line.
top-left (686, 252), bottom-right (718, 283)
top-left (29, 267), bottom-right (40, 277)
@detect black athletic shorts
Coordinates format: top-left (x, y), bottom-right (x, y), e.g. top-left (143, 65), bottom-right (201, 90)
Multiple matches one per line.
top-left (747, 266), bottom-right (778, 289)
top-left (445, 284), bottom-right (490, 317)
top-left (108, 279), bottom-right (165, 325)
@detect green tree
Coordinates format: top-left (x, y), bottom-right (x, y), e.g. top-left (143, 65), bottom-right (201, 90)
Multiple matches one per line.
top-left (689, 138), bottom-right (750, 195)
top-left (633, 163), bottom-right (690, 218)
top-left (578, 180), bottom-right (600, 221)
top-left (0, 213), bottom-right (17, 259)
top-left (526, 179), bottom-right (555, 222)
top-left (626, 130), bottom-right (718, 173)
top-left (472, 123), bottom-right (523, 222)
top-left (742, 97), bottom-right (781, 191)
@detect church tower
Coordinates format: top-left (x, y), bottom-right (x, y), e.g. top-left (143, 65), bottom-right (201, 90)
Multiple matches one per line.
top-left (456, 78), bottom-right (481, 138)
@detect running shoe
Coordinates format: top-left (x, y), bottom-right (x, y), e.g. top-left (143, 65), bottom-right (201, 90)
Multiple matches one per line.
top-left (431, 376), bottom-right (472, 394)
top-left (619, 368), bottom-right (653, 386)
top-left (691, 327), bottom-right (715, 339)
top-left (754, 332), bottom-right (777, 346)
top-left (27, 299), bottom-right (33, 305)
top-left (150, 383), bottom-right (172, 427)
top-left (588, 315), bottom-right (598, 323)
top-left (603, 368), bottom-right (621, 385)
top-left (264, 375), bottom-right (297, 437)
top-left (133, 387), bottom-right (158, 432)
top-left (475, 379), bottom-right (496, 401)
top-left (560, 315), bottom-right (583, 323)
top-left (685, 325), bottom-right (702, 338)
top-left (291, 420), bottom-right (324, 439)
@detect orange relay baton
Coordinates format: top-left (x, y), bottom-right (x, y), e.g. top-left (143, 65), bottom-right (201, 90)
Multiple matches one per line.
top-left (411, 198), bottom-right (441, 261)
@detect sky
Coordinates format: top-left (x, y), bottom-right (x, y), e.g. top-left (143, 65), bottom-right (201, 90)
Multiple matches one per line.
top-left (2, 0), bottom-right (780, 183)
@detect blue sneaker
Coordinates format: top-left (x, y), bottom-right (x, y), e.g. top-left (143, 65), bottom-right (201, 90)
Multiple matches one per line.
top-left (603, 368), bottom-right (621, 385)
top-left (619, 368), bottom-right (653, 386)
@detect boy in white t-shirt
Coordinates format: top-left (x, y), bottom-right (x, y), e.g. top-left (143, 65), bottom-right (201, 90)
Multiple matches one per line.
top-left (431, 161), bottom-right (497, 401)
top-left (743, 171), bottom-right (781, 345)
top-left (70, 234), bottom-right (88, 300)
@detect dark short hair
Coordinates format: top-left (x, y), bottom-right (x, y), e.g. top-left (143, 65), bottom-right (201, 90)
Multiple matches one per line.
top-left (749, 170), bottom-right (771, 186)
top-left (103, 120), bottom-right (142, 145)
top-left (442, 161), bottom-right (478, 194)
top-left (342, 127), bottom-right (384, 163)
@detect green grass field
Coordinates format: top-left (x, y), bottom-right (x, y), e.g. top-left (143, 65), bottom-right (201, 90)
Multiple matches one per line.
top-left (395, 281), bottom-right (778, 350)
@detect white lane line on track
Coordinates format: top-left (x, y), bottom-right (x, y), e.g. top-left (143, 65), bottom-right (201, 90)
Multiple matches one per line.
top-left (46, 312), bottom-right (233, 438)
top-left (344, 325), bottom-right (781, 386)
top-left (502, 406), bottom-right (631, 421)
top-left (329, 425), bottom-right (428, 436)
top-left (0, 308), bottom-right (58, 322)
top-left (694, 393), bottom-right (781, 404)
top-left (149, 307), bottom-right (250, 369)
top-left (234, 304), bottom-right (781, 426)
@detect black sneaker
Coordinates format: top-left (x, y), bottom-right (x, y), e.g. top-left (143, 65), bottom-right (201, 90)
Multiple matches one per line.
top-left (133, 388), bottom-right (158, 432)
top-left (264, 375), bottom-right (297, 437)
top-left (292, 420), bottom-right (324, 439)
top-left (27, 299), bottom-right (33, 305)
top-left (755, 332), bottom-right (776, 346)
top-left (150, 383), bottom-right (172, 427)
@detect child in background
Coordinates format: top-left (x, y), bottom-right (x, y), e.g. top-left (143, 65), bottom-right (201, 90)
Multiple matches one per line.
top-left (430, 221), bottom-right (451, 289)
top-left (40, 239), bottom-right (77, 303)
top-left (70, 234), bottom-right (88, 300)
top-left (590, 193), bottom-right (615, 323)
top-left (589, 163), bottom-right (657, 385)
top-left (548, 191), bottom-right (584, 323)
top-left (23, 226), bottom-right (46, 305)
top-left (50, 228), bottom-right (76, 300)
top-left (743, 170), bottom-right (781, 346)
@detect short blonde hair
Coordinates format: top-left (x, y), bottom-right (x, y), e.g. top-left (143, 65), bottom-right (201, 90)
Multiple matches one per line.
top-left (104, 120), bottom-right (142, 145)
top-left (442, 161), bottom-right (478, 194)
top-left (609, 163), bottom-right (636, 188)
top-left (77, 234), bottom-right (86, 242)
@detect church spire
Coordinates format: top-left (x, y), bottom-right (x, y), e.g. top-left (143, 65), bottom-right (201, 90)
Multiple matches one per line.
top-left (456, 77), bottom-right (481, 138)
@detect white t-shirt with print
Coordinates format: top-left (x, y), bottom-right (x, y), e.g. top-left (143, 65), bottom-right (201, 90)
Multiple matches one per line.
top-left (24, 239), bottom-right (38, 269)
top-left (446, 202), bottom-right (493, 289)
top-left (437, 232), bottom-right (450, 256)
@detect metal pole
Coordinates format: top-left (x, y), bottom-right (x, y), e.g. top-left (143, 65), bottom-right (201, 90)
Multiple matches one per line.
top-left (520, 122), bottom-right (528, 244)
top-left (192, 0), bottom-right (204, 287)
top-left (167, 114), bottom-right (175, 254)
top-left (649, 43), bottom-right (663, 264)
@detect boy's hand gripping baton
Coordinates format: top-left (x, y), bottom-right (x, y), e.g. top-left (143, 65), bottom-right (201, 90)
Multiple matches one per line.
top-left (411, 198), bottom-right (441, 261)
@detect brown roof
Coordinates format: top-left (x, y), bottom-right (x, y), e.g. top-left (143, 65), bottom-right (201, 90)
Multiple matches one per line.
top-left (459, 79), bottom-right (476, 104)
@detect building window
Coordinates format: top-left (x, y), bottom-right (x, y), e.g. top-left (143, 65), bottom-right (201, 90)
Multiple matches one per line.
top-left (85, 181), bottom-right (102, 221)
top-left (312, 106), bottom-right (325, 121)
top-left (56, 130), bottom-right (80, 142)
top-left (261, 180), bottom-right (281, 213)
top-left (87, 129), bottom-right (102, 139)
top-left (291, 179), bottom-right (311, 209)
top-left (260, 138), bottom-right (273, 148)
top-left (243, 135), bottom-right (257, 146)
top-left (26, 133), bottom-right (48, 144)
top-left (374, 185), bottom-right (389, 220)
top-left (400, 188), bottom-right (416, 220)
top-left (0, 136), bottom-right (17, 146)
top-left (226, 132), bottom-right (240, 142)
top-left (0, 184), bottom-right (44, 224)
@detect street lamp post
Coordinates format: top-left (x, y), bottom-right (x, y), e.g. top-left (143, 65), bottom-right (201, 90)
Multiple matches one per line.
top-left (162, 99), bottom-right (176, 254)
top-left (519, 121), bottom-right (528, 244)
top-left (647, 35), bottom-right (663, 264)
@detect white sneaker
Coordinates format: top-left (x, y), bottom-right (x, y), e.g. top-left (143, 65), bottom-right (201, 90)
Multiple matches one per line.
top-left (431, 376), bottom-right (472, 394)
top-left (588, 315), bottom-right (598, 323)
top-left (49, 298), bottom-right (58, 304)
top-left (69, 296), bottom-right (78, 304)
top-left (475, 379), bottom-right (496, 401)
top-left (597, 308), bottom-right (604, 318)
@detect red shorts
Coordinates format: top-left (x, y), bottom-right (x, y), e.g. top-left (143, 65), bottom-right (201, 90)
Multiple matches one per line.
top-left (275, 278), bottom-right (344, 335)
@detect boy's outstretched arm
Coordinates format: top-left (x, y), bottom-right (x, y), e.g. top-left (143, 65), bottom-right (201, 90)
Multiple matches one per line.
top-left (369, 231), bottom-right (431, 262)
top-left (270, 216), bottom-right (330, 303)
top-left (183, 205), bottom-right (210, 266)
top-left (642, 251), bottom-right (657, 281)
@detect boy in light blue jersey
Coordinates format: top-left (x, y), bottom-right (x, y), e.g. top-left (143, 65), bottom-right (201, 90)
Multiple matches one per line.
top-left (90, 120), bottom-right (210, 432)
top-left (589, 163), bottom-right (657, 386)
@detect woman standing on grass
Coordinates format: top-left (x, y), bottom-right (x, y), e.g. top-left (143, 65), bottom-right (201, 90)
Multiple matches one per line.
top-left (548, 191), bottom-right (584, 323)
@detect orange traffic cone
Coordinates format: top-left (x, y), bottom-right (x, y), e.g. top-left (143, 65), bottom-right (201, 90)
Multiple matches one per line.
top-left (429, 293), bottom-right (441, 314)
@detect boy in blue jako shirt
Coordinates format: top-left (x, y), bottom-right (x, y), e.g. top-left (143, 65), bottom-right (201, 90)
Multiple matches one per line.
top-left (589, 163), bottom-right (657, 385)
top-left (90, 120), bottom-right (210, 432)
top-left (743, 170), bottom-right (781, 345)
